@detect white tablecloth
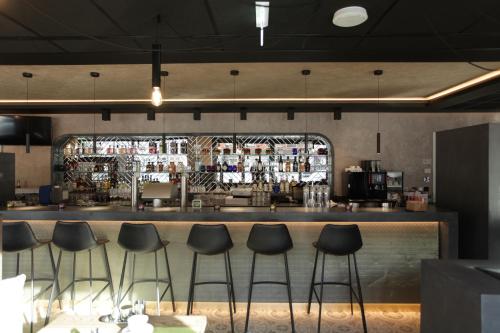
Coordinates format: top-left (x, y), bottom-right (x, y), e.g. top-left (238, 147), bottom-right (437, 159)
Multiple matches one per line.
top-left (38, 313), bottom-right (207, 333)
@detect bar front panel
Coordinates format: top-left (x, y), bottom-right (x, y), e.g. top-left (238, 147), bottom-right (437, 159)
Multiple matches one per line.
top-left (3, 220), bottom-right (438, 305)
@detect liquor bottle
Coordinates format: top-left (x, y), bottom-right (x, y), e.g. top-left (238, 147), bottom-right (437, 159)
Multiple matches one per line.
top-left (257, 156), bottom-right (263, 173)
top-left (278, 156), bottom-right (284, 172)
top-left (285, 157), bottom-right (291, 172)
top-left (195, 159), bottom-right (202, 172)
top-left (284, 177), bottom-right (290, 193)
top-left (305, 157), bottom-right (311, 172)
top-left (257, 178), bottom-right (264, 191)
top-left (159, 140), bottom-right (165, 154)
top-left (169, 161), bottom-right (176, 174)
top-left (119, 144), bottom-right (127, 155)
top-left (222, 161), bottom-right (229, 172)
top-left (293, 157), bottom-right (298, 172)
top-left (129, 141), bottom-right (135, 155)
top-left (158, 160), bottom-right (164, 172)
top-left (180, 141), bottom-right (188, 154)
top-left (217, 161), bottom-right (222, 172)
top-left (290, 176), bottom-right (297, 188)
top-left (237, 157), bottom-right (244, 172)
top-left (107, 144), bottom-right (114, 155)
top-left (279, 179), bottom-right (285, 193)
top-left (170, 141), bottom-right (178, 154)
top-left (299, 155), bottom-right (305, 172)
top-left (149, 141), bottom-right (156, 154)
top-left (244, 156), bottom-right (250, 172)
top-left (252, 159), bottom-right (258, 173)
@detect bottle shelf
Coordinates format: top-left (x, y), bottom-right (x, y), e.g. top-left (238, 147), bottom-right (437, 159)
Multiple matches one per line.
top-left (53, 134), bottom-right (333, 198)
top-left (60, 153), bottom-right (329, 159)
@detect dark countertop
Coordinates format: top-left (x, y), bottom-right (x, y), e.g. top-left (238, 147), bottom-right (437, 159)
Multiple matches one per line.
top-left (0, 205), bottom-right (458, 223)
top-left (421, 260), bottom-right (500, 333)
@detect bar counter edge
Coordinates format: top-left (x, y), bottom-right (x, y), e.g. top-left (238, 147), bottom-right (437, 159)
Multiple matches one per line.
top-left (1, 206), bottom-right (458, 259)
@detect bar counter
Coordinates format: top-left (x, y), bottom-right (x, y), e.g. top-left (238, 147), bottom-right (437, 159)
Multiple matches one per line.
top-left (1, 206), bottom-right (458, 304)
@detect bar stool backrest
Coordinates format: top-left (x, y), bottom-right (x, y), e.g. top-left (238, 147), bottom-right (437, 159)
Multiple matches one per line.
top-left (52, 221), bottom-right (97, 252)
top-left (247, 223), bottom-right (293, 255)
top-left (118, 222), bottom-right (163, 252)
top-left (3, 221), bottom-right (38, 252)
top-left (317, 224), bottom-right (363, 255)
top-left (187, 224), bottom-right (233, 255)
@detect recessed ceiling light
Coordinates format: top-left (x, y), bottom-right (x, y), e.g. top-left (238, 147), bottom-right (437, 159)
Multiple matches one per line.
top-left (332, 6), bottom-right (368, 28)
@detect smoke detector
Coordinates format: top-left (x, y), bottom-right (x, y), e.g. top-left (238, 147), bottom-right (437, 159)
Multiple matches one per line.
top-left (332, 6), bottom-right (368, 27)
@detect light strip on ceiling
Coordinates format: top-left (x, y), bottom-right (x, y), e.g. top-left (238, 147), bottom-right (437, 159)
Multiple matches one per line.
top-left (0, 69), bottom-right (497, 105)
top-left (0, 97), bottom-right (426, 104)
top-left (426, 69), bottom-right (500, 100)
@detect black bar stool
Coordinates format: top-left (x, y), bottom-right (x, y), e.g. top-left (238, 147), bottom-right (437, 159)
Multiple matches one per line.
top-left (245, 223), bottom-right (295, 333)
top-left (186, 224), bottom-right (236, 333)
top-left (116, 222), bottom-right (176, 315)
top-left (307, 224), bottom-right (368, 333)
top-left (45, 221), bottom-right (116, 325)
top-left (3, 221), bottom-right (60, 333)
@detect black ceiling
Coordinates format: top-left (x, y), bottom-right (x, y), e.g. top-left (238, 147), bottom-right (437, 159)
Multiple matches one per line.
top-left (0, 0), bottom-right (499, 65)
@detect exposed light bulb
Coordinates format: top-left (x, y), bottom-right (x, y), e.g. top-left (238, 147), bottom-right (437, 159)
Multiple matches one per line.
top-left (151, 86), bottom-right (162, 107)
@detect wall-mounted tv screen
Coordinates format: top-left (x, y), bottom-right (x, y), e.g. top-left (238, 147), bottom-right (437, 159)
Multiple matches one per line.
top-left (0, 116), bottom-right (52, 146)
top-left (0, 116), bottom-right (27, 145)
top-left (28, 116), bottom-right (52, 146)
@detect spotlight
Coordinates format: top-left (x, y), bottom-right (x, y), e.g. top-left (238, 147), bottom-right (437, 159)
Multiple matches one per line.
top-left (147, 109), bottom-right (156, 121)
top-left (101, 109), bottom-right (111, 121)
top-left (334, 109), bottom-right (342, 120)
top-left (193, 109), bottom-right (201, 121)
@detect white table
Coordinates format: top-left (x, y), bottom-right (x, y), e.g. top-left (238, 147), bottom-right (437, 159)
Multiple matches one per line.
top-left (38, 313), bottom-right (207, 333)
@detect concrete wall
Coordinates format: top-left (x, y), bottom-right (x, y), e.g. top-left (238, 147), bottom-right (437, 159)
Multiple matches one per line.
top-left (5, 111), bottom-right (500, 196)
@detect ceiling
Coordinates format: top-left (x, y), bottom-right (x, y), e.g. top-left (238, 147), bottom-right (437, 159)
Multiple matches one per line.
top-left (0, 0), bottom-right (500, 64)
top-left (0, 62), bottom-right (497, 102)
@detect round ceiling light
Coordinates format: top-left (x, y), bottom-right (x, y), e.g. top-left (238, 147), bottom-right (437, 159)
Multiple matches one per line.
top-left (332, 6), bottom-right (368, 27)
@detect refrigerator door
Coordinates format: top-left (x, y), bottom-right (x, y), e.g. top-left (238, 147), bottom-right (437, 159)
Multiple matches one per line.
top-left (346, 172), bottom-right (368, 199)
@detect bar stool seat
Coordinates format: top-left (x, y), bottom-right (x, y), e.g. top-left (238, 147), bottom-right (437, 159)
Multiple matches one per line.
top-left (245, 224), bottom-right (295, 333)
top-left (187, 224), bottom-right (234, 255)
top-left (308, 224), bottom-right (368, 333)
top-left (116, 223), bottom-right (176, 315)
top-left (3, 221), bottom-right (60, 333)
top-left (45, 221), bottom-right (116, 325)
top-left (186, 224), bottom-right (236, 333)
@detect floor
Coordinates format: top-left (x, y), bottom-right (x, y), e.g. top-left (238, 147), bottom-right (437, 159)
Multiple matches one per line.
top-left (28, 302), bottom-right (420, 332)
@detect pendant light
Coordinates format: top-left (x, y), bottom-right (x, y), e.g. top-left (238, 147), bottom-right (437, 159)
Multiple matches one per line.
top-left (302, 69), bottom-right (311, 154)
top-left (161, 71), bottom-right (168, 152)
top-left (23, 72), bottom-right (32, 153)
top-left (230, 70), bottom-right (239, 153)
top-left (374, 69), bottom-right (383, 154)
top-left (151, 43), bottom-right (162, 107)
top-left (151, 15), bottom-right (163, 107)
top-left (90, 71), bottom-right (101, 153)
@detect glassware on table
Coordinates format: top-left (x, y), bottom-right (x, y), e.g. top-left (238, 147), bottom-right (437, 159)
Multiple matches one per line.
top-left (133, 300), bottom-right (145, 315)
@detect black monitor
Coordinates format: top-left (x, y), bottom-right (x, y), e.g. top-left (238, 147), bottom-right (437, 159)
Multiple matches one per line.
top-left (27, 116), bottom-right (52, 146)
top-left (0, 116), bottom-right (26, 145)
top-left (0, 116), bottom-right (52, 146)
